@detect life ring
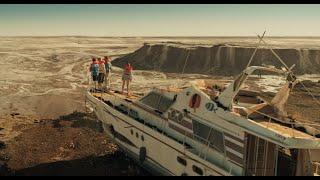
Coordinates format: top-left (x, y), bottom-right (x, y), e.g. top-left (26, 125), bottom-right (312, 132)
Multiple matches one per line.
top-left (189, 94), bottom-right (201, 109)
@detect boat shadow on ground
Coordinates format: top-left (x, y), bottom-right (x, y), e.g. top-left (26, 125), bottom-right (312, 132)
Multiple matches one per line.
top-left (11, 150), bottom-right (151, 176)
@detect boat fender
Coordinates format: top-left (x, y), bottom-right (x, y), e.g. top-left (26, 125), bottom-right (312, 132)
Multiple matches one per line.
top-left (139, 147), bottom-right (147, 163)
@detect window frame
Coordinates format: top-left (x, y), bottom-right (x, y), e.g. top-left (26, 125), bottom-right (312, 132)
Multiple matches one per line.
top-left (192, 119), bottom-right (226, 154)
top-left (139, 92), bottom-right (174, 113)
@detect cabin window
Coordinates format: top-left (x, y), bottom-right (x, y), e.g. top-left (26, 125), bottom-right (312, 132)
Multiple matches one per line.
top-left (116, 104), bottom-right (128, 114)
top-left (158, 95), bottom-right (175, 112)
top-left (208, 128), bottom-right (225, 153)
top-left (141, 135), bottom-right (144, 141)
top-left (139, 92), bottom-right (174, 112)
top-left (192, 120), bottom-right (211, 143)
top-left (192, 165), bottom-right (203, 175)
top-left (192, 120), bottom-right (225, 153)
top-left (129, 109), bottom-right (139, 120)
top-left (106, 100), bottom-right (113, 107)
top-left (168, 109), bottom-right (184, 123)
top-left (177, 156), bottom-right (187, 166)
top-left (140, 92), bottom-right (160, 109)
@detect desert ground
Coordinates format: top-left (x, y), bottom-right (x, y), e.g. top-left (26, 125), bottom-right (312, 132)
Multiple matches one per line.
top-left (0, 37), bottom-right (319, 175)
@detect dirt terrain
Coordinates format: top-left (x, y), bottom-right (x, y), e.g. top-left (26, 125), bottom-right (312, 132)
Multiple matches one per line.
top-left (0, 112), bottom-right (150, 176)
top-left (0, 37), bottom-right (319, 175)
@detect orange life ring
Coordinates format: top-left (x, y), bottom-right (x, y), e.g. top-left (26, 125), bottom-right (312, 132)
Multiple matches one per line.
top-left (189, 94), bottom-right (201, 109)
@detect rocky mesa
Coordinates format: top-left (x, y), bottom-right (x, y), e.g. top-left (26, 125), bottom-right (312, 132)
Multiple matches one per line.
top-left (112, 42), bottom-right (320, 75)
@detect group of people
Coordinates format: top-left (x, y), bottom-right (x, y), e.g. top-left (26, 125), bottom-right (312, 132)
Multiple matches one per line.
top-left (89, 56), bottom-right (133, 96)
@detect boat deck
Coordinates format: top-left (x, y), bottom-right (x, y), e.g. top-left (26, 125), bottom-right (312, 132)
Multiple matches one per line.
top-left (254, 119), bottom-right (313, 138)
top-left (91, 90), bottom-right (141, 101)
top-left (89, 89), bottom-right (316, 140)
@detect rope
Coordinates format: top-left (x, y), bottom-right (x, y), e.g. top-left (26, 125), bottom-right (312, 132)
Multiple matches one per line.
top-left (181, 50), bottom-right (191, 75)
top-left (297, 80), bottom-right (320, 107)
top-left (257, 36), bottom-right (290, 70)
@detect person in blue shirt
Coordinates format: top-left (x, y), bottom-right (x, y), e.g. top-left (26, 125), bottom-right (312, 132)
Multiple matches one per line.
top-left (89, 58), bottom-right (99, 91)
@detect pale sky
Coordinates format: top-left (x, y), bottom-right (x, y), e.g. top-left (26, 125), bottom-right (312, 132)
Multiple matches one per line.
top-left (1, 4), bottom-right (320, 36)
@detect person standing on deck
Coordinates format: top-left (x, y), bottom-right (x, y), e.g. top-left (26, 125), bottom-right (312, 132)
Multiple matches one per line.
top-left (122, 62), bottom-right (133, 96)
top-left (97, 58), bottom-right (106, 91)
top-left (104, 56), bottom-right (112, 91)
top-left (89, 58), bottom-right (99, 91)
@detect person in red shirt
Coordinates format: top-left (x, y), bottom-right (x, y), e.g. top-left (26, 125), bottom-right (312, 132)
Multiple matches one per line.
top-left (121, 62), bottom-right (133, 96)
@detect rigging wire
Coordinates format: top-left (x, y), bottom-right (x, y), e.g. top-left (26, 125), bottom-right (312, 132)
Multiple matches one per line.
top-left (181, 50), bottom-right (191, 75)
top-left (245, 31), bottom-right (266, 69)
top-left (297, 80), bottom-right (320, 106)
top-left (256, 34), bottom-right (320, 107)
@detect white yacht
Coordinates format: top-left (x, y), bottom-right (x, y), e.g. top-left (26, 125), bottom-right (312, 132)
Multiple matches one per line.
top-left (85, 39), bottom-right (320, 176)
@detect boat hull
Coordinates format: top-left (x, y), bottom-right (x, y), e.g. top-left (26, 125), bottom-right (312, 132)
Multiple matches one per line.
top-left (85, 91), bottom-right (229, 176)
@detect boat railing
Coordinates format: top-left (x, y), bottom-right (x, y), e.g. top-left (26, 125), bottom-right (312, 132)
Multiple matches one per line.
top-left (245, 107), bottom-right (320, 138)
top-left (314, 162), bottom-right (320, 176)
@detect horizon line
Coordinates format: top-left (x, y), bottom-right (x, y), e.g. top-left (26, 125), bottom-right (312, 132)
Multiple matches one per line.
top-left (1, 35), bottom-right (320, 38)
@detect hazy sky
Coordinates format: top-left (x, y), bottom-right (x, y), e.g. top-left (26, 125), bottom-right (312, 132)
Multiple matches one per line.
top-left (1, 4), bottom-right (320, 36)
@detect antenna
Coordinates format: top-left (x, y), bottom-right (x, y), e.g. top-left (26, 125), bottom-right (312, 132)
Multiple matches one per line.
top-left (245, 30), bottom-right (266, 69)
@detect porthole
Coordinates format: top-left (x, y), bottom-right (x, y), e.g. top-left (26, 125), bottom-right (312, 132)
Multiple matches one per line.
top-left (141, 135), bottom-right (144, 141)
top-left (130, 129), bottom-right (133, 135)
top-left (136, 132), bottom-right (139, 138)
top-left (192, 165), bottom-right (203, 176)
top-left (177, 156), bottom-right (187, 166)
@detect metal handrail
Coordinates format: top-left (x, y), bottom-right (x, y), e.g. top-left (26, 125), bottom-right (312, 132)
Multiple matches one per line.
top-left (244, 107), bottom-right (320, 138)
top-left (245, 107), bottom-right (320, 128)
